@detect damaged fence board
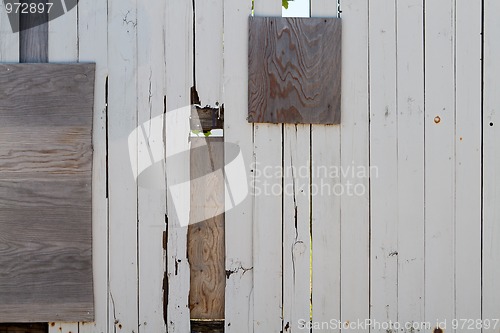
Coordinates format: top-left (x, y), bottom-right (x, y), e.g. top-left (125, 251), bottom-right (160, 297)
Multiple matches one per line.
top-left (248, 16), bottom-right (341, 124)
top-left (194, 0), bottom-right (223, 108)
top-left (222, 0), bottom-right (254, 331)
top-left (0, 63), bottom-right (95, 322)
top-left (188, 138), bottom-right (225, 320)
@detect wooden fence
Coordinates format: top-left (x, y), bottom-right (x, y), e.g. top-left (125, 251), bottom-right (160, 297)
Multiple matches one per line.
top-left (1, 0), bottom-right (500, 332)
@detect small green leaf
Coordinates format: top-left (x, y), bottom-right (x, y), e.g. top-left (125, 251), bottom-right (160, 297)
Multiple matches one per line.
top-left (204, 131), bottom-right (212, 137)
top-left (282, 0), bottom-right (289, 9)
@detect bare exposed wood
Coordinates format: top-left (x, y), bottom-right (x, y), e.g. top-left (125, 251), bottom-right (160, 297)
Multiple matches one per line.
top-left (248, 17), bottom-right (341, 124)
top-left (191, 320), bottom-right (224, 333)
top-left (0, 323), bottom-right (47, 333)
top-left (191, 107), bottom-right (224, 132)
top-left (0, 64), bottom-right (95, 322)
top-left (19, 0), bottom-right (48, 63)
top-left (188, 138), bottom-right (225, 320)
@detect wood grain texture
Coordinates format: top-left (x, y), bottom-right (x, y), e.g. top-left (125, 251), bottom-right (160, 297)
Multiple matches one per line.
top-left (0, 63), bottom-right (95, 322)
top-left (251, 2), bottom-right (283, 333)
top-left (188, 138), bottom-right (225, 320)
top-left (19, 0), bottom-right (48, 63)
top-left (248, 17), bottom-right (341, 124)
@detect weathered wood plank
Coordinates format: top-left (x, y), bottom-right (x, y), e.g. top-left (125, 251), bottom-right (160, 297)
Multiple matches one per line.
top-left (248, 17), bottom-right (341, 125)
top-left (483, 0), bottom-right (500, 329)
top-left (78, 0), bottom-right (109, 331)
top-left (455, 0), bottom-right (482, 329)
top-left (165, 0), bottom-right (193, 331)
top-left (424, 0), bottom-right (456, 328)
top-left (188, 138), bottom-right (225, 320)
top-left (369, 0), bottom-right (398, 328)
top-left (251, 0), bottom-right (283, 328)
top-left (0, 63), bottom-right (95, 323)
top-left (222, 0), bottom-right (254, 330)
top-left (396, 0), bottom-right (425, 328)
top-left (107, 0), bottom-right (139, 331)
top-left (282, 124), bottom-right (311, 332)
top-left (194, 0), bottom-right (223, 108)
top-left (19, 0), bottom-right (48, 63)
top-left (309, 2), bottom-right (340, 331)
top-left (136, 1), bottom-right (167, 333)
top-left (0, 1), bottom-right (19, 61)
top-left (0, 323), bottom-right (47, 333)
top-left (340, 0), bottom-right (369, 330)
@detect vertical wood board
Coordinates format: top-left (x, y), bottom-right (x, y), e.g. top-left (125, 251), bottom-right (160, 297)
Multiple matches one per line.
top-left (188, 138), bottom-right (225, 320)
top-left (222, 0), bottom-right (255, 330)
top-left (0, 63), bottom-right (95, 322)
top-left (248, 17), bottom-right (341, 124)
top-left (309, 2), bottom-right (341, 331)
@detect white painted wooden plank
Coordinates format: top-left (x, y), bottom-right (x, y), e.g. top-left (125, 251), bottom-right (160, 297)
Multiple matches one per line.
top-left (282, 125), bottom-right (311, 332)
top-left (47, 3), bottom-right (81, 331)
top-left (78, 5), bottom-right (108, 333)
top-left (49, 322), bottom-right (78, 333)
top-left (252, 123), bottom-right (283, 333)
top-left (222, 0), bottom-right (255, 330)
top-left (252, 2), bottom-right (283, 332)
top-left (396, 0), bottom-right (425, 328)
top-left (280, 6), bottom-right (313, 332)
top-left (309, 2), bottom-right (341, 330)
top-left (0, 3), bottom-right (18, 61)
top-left (48, 0), bottom-right (77, 61)
top-left (424, 0), bottom-right (455, 328)
top-left (137, 0), bottom-right (167, 332)
top-left (78, 0), bottom-right (109, 331)
top-left (107, 0), bottom-right (139, 331)
top-left (368, 0), bottom-right (398, 328)
top-left (194, 0), bottom-right (223, 108)
top-left (455, 0), bottom-right (482, 329)
top-left (483, 0), bottom-right (500, 329)
top-left (165, 0), bottom-right (193, 331)
top-left (340, 0), bottom-right (370, 330)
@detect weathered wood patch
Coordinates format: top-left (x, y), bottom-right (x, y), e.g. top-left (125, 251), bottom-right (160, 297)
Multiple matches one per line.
top-left (248, 17), bottom-right (341, 124)
top-left (0, 63), bottom-right (95, 322)
top-left (188, 138), bottom-right (225, 320)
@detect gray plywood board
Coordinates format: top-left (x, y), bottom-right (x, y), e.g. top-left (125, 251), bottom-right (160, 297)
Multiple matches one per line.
top-left (248, 17), bottom-right (341, 124)
top-left (0, 63), bottom-right (95, 322)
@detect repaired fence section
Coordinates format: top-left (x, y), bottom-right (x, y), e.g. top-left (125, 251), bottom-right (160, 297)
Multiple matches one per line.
top-left (1, 0), bottom-right (500, 332)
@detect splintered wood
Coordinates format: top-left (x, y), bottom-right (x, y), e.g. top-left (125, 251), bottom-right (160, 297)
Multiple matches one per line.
top-left (248, 17), bottom-right (341, 124)
top-left (0, 63), bottom-right (95, 322)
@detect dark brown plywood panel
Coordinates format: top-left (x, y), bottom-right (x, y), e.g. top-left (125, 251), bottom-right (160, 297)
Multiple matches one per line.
top-left (0, 323), bottom-right (48, 333)
top-left (0, 63), bottom-right (95, 322)
top-left (188, 138), bottom-right (225, 320)
top-left (248, 17), bottom-right (341, 124)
